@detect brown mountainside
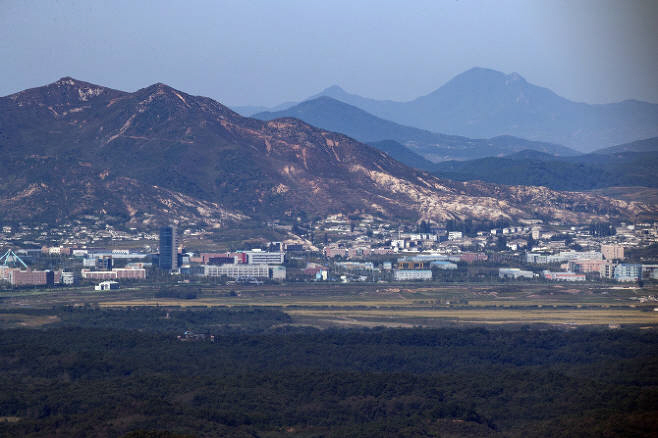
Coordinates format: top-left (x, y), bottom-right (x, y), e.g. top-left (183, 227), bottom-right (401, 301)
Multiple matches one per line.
top-left (0, 78), bottom-right (652, 227)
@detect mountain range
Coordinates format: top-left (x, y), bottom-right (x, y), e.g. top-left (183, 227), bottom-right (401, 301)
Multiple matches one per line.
top-left (0, 77), bottom-right (652, 228)
top-left (241, 67), bottom-right (658, 152)
top-left (430, 138), bottom-right (658, 191)
top-left (253, 97), bottom-right (578, 161)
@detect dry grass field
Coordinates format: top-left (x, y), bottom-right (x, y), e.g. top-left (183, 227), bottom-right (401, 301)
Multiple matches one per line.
top-left (2, 281), bottom-right (657, 328)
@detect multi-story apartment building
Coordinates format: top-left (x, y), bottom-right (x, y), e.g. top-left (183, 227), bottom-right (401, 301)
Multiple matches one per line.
top-left (601, 244), bottom-right (624, 261)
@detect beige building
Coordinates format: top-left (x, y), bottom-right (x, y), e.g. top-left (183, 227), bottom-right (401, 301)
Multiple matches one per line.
top-left (601, 244), bottom-right (624, 261)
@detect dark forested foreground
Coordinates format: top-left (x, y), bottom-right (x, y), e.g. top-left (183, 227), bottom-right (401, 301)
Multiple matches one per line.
top-left (1, 307), bottom-right (657, 437)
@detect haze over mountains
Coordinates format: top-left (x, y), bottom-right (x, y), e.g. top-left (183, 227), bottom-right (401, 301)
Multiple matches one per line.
top-left (242, 67), bottom-right (658, 153)
top-left (432, 140), bottom-right (658, 191)
top-left (0, 77), bottom-right (650, 227)
top-left (253, 97), bottom-right (578, 162)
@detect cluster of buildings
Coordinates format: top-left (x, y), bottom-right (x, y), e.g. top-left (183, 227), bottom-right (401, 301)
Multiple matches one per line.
top-left (325, 252), bottom-right (483, 282)
top-left (1, 215), bottom-right (657, 289)
top-left (158, 226), bottom-right (287, 282)
top-left (522, 244), bottom-right (653, 282)
top-left (0, 249), bottom-right (68, 287)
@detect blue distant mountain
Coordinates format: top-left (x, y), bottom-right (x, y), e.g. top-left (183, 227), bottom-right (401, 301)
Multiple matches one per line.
top-left (253, 96), bottom-right (578, 161)
top-left (593, 136), bottom-right (658, 154)
top-left (249, 67), bottom-right (658, 152)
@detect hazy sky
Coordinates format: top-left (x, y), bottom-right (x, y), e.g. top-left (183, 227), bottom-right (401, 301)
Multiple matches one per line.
top-left (1, 0), bottom-right (657, 107)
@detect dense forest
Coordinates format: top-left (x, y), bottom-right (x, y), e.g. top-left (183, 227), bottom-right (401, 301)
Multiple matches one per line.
top-left (0, 307), bottom-right (657, 437)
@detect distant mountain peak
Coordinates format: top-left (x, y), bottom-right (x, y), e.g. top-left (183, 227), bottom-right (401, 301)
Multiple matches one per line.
top-left (321, 84), bottom-right (347, 94)
top-left (140, 82), bottom-right (180, 94)
top-left (4, 76), bottom-right (120, 105)
top-left (448, 67), bottom-right (530, 86)
top-left (55, 76), bottom-right (78, 86)
top-left (505, 72), bottom-right (525, 83)
top-left (459, 66), bottom-right (505, 77)
top-left (51, 76), bottom-right (105, 90)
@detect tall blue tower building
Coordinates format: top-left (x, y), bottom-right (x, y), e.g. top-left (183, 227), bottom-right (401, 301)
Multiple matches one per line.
top-left (159, 226), bottom-right (177, 271)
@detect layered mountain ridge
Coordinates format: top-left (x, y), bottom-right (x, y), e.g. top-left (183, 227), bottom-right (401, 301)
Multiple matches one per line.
top-left (253, 96), bottom-right (578, 161)
top-left (245, 67), bottom-right (658, 152)
top-left (431, 138), bottom-right (658, 191)
top-left (0, 77), bottom-right (652, 227)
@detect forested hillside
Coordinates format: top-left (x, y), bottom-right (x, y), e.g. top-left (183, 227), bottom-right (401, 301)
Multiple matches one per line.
top-left (0, 307), bottom-right (656, 437)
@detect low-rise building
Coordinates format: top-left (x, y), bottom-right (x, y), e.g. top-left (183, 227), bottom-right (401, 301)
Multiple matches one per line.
top-left (459, 252), bottom-right (487, 263)
top-left (542, 271), bottom-right (586, 281)
top-left (61, 271), bottom-right (75, 285)
top-left (526, 253), bottom-right (548, 264)
top-left (448, 231), bottom-right (463, 240)
top-left (244, 250), bottom-right (285, 265)
top-left (642, 264), bottom-right (658, 280)
top-left (394, 269), bottom-right (433, 281)
top-left (614, 264), bottom-right (642, 282)
top-left (95, 280), bottom-right (119, 291)
top-left (334, 261), bottom-right (375, 271)
top-left (269, 265), bottom-right (287, 281)
top-left (568, 259), bottom-right (608, 274)
top-left (499, 268), bottom-right (535, 279)
top-left (325, 247), bottom-right (348, 258)
top-left (81, 268), bottom-right (146, 280)
top-left (202, 263), bottom-right (285, 280)
top-left (430, 260), bottom-right (458, 270)
top-left (398, 260), bottom-right (431, 270)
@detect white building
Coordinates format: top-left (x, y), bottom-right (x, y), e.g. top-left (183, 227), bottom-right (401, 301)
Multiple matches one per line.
top-left (244, 250), bottom-right (285, 265)
top-left (614, 264), bottom-right (641, 282)
top-left (542, 271), bottom-right (586, 282)
top-left (61, 272), bottom-right (75, 285)
top-left (393, 270), bottom-right (433, 281)
top-left (81, 268), bottom-right (146, 280)
top-left (448, 231), bottom-right (463, 240)
top-left (269, 265), bottom-right (287, 281)
top-left (95, 281), bottom-right (119, 291)
top-left (499, 268), bottom-right (535, 279)
top-left (202, 264), bottom-right (285, 281)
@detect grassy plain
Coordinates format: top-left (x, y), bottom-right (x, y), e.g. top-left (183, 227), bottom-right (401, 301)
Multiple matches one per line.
top-left (1, 281), bottom-right (657, 328)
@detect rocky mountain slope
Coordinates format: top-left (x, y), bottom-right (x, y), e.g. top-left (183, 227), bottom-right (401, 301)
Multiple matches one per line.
top-left (253, 96), bottom-right (577, 161)
top-left (0, 78), bottom-right (652, 227)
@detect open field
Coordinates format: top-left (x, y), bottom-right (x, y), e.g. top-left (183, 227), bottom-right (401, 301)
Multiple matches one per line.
top-left (287, 308), bottom-right (658, 327)
top-left (2, 281), bottom-right (657, 328)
